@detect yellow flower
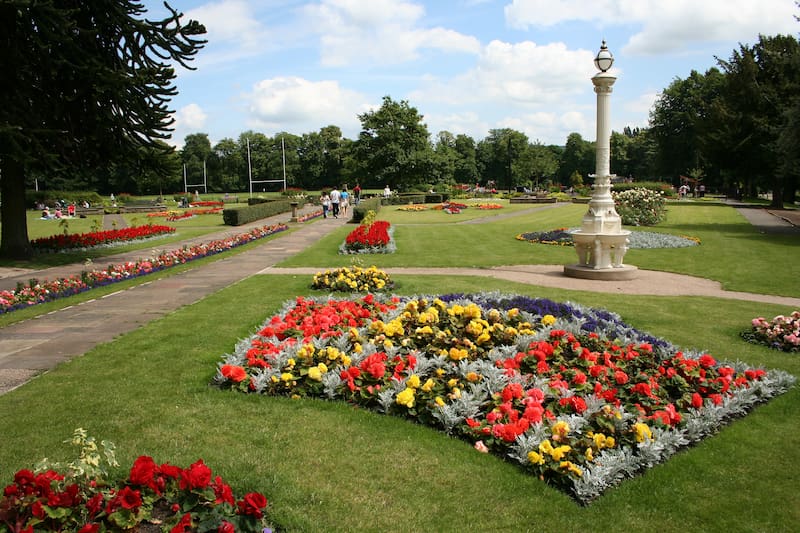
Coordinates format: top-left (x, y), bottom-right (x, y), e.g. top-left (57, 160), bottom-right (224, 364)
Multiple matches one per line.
top-left (396, 387), bottom-right (415, 408)
top-left (383, 339), bottom-right (393, 349)
top-left (435, 368), bottom-right (446, 377)
top-left (465, 372), bottom-right (480, 382)
top-left (550, 445), bottom-right (572, 461)
top-left (448, 347), bottom-right (468, 361)
top-left (286, 358), bottom-right (296, 368)
top-left (421, 378), bottom-right (435, 392)
top-left (280, 372), bottom-right (294, 382)
top-left (633, 423), bottom-right (653, 443)
top-left (539, 439), bottom-right (554, 455)
top-left (585, 448), bottom-right (594, 462)
top-left (560, 461), bottom-right (583, 477)
top-left (552, 420), bottom-right (570, 441)
top-left (447, 378), bottom-right (459, 388)
top-left (407, 374), bottom-right (421, 388)
top-left (507, 308), bottom-right (519, 318)
top-left (341, 355), bottom-right (352, 366)
top-left (541, 314), bottom-right (556, 326)
top-left (326, 347), bottom-right (340, 361)
top-left (434, 396), bottom-right (445, 407)
top-left (476, 331), bottom-right (492, 345)
top-left (527, 451), bottom-right (545, 465)
top-left (317, 362), bottom-right (328, 373)
top-left (307, 367), bottom-right (322, 381)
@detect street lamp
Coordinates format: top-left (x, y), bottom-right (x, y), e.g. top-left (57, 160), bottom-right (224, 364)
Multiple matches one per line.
top-left (594, 40), bottom-right (614, 72)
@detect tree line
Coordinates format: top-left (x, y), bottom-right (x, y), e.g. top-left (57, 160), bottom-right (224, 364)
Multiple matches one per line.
top-left (2, 1), bottom-right (797, 259)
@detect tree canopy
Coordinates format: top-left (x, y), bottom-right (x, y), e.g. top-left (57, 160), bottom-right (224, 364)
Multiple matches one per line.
top-left (0, 0), bottom-right (206, 258)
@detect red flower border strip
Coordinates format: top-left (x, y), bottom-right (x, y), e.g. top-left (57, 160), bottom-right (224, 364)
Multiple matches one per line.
top-left (31, 225), bottom-right (176, 253)
top-left (0, 224), bottom-right (288, 315)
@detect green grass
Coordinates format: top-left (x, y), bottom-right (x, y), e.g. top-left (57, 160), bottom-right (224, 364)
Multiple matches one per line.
top-left (0, 201), bottom-right (798, 531)
top-left (280, 202), bottom-right (800, 298)
top-left (0, 275), bottom-right (798, 532)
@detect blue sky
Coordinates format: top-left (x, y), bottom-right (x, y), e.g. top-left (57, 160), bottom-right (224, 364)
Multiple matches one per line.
top-left (142, 0), bottom-right (798, 148)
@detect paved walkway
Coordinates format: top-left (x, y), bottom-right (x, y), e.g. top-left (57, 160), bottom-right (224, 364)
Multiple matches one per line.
top-left (0, 203), bottom-right (797, 395)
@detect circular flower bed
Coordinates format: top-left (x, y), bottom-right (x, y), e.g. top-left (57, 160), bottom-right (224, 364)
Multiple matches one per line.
top-left (516, 229), bottom-right (700, 249)
top-left (742, 311), bottom-right (800, 352)
top-left (213, 292), bottom-right (794, 503)
top-left (312, 266), bottom-right (394, 292)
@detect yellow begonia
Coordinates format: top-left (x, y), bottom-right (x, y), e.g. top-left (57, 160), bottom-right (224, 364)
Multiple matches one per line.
top-left (416, 325), bottom-right (434, 336)
top-left (527, 451), bottom-right (545, 465)
top-left (541, 314), bottom-right (556, 326)
top-left (585, 448), bottom-right (594, 462)
top-left (317, 362), bottom-right (328, 373)
top-left (407, 374), bottom-right (421, 388)
top-left (449, 347), bottom-right (468, 361)
top-left (396, 387), bottom-right (415, 408)
top-left (307, 367), bottom-right (322, 381)
top-left (476, 331), bottom-right (491, 345)
top-left (434, 396), bottom-right (445, 407)
top-left (465, 372), bottom-right (480, 382)
top-left (560, 461), bottom-right (583, 477)
top-left (280, 372), bottom-right (294, 382)
top-left (539, 439), bottom-right (554, 455)
top-left (634, 423), bottom-right (653, 443)
top-left (286, 358), bottom-right (296, 368)
top-left (326, 347), bottom-right (340, 361)
top-left (550, 445), bottom-right (572, 461)
top-left (447, 378), bottom-right (459, 388)
top-left (421, 378), bottom-right (435, 392)
top-left (552, 421), bottom-right (570, 440)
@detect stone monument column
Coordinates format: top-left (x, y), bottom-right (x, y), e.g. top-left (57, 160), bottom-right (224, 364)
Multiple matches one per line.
top-left (564, 41), bottom-right (637, 280)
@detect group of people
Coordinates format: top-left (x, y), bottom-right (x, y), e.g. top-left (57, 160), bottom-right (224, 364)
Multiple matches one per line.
top-left (320, 184), bottom-right (362, 219)
top-left (38, 200), bottom-right (81, 219)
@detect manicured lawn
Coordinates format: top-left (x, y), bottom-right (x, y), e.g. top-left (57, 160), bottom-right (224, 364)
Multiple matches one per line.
top-left (0, 200), bottom-right (798, 532)
top-left (281, 202), bottom-right (800, 298)
top-left (0, 273), bottom-right (798, 532)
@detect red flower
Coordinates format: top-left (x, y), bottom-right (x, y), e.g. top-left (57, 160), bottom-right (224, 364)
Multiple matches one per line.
top-left (212, 476), bottom-right (235, 505)
top-left (171, 512), bottom-right (194, 533)
top-left (180, 459), bottom-right (213, 490)
top-left (130, 455), bottom-right (157, 487)
top-left (78, 524), bottom-right (101, 533)
top-left (117, 486), bottom-right (142, 510)
top-left (218, 521), bottom-right (236, 533)
top-left (221, 364), bottom-right (248, 383)
top-left (237, 492), bottom-right (268, 518)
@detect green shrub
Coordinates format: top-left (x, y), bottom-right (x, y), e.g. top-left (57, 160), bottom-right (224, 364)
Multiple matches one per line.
top-left (352, 197), bottom-right (382, 224)
top-left (222, 198), bottom-right (304, 226)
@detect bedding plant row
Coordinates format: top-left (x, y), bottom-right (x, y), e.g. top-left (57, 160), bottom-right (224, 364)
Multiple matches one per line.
top-left (213, 291), bottom-right (795, 504)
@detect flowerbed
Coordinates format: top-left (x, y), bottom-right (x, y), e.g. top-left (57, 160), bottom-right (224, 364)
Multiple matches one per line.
top-left (311, 266), bottom-right (394, 292)
top-left (213, 292), bottom-right (795, 503)
top-left (189, 201), bottom-right (224, 208)
top-left (339, 220), bottom-right (395, 254)
top-left (742, 311), bottom-right (800, 352)
top-left (147, 208), bottom-right (223, 221)
top-left (613, 188), bottom-right (666, 226)
top-left (397, 205), bottom-right (426, 211)
top-left (432, 202), bottom-right (468, 214)
top-left (475, 203), bottom-right (503, 210)
top-left (0, 429), bottom-right (271, 532)
top-left (31, 225), bottom-right (176, 253)
top-left (0, 224), bottom-right (288, 315)
top-left (297, 209), bottom-right (324, 223)
top-left (516, 229), bottom-right (700, 249)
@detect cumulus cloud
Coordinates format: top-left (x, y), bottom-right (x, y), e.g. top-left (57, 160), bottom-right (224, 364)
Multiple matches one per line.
top-left (413, 40), bottom-right (595, 106)
top-left (303, 0), bottom-right (480, 66)
top-left (245, 76), bottom-right (368, 135)
top-left (504, 0), bottom-right (798, 55)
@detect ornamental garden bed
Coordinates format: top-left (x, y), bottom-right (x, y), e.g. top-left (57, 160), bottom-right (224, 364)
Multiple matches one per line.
top-left (213, 292), bottom-right (795, 504)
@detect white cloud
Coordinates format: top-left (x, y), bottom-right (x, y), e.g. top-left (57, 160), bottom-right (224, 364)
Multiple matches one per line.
top-left (504, 0), bottom-right (798, 55)
top-left (245, 76), bottom-right (368, 136)
top-left (186, 0), bottom-right (264, 49)
top-left (303, 0), bottom-right (480, 66)
top-left (413, 40), bottom-right (595, 106)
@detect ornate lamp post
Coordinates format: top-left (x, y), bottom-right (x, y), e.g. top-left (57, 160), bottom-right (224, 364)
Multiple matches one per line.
top-left (564, 41), bottom-right (637, 280)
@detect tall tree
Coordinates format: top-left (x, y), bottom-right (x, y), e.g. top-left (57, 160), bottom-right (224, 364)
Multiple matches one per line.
top-left (453, 134), bottom-right (478, 185)
top-left (557, 133), bottom-right (594, 185)
top-left (355, 96), bottom-right (433, 191)
top-left (476, 129), bottom-right (530, 192)
top-left (181, 133), bottom-right (213, 192)
top-left (0, 1), bottom-right (205, 258)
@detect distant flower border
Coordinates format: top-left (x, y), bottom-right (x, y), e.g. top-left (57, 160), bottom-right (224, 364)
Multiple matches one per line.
top-left (311, 265), bottom-right (394, 292)
top-left (31, 225), bottom-right (176, 253)
top-left (516, 228), bottom-right (700, 249)
top-left (339, 221), bottom-right (396, 254)
top-left (0, 223), bottom-right (289, 315)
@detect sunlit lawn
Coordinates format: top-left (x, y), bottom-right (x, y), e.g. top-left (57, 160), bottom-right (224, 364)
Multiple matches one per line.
top-left (0, 274), bottom-right (797, 532)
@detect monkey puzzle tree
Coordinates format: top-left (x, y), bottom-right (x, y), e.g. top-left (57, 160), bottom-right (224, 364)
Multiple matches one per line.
top-left (0, 1), bottom-right (206, 259)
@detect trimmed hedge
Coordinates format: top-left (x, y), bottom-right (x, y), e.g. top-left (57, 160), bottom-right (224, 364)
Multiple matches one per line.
top-left (222, 198), bottom-right (305, 226)
top-left (352, 197), bottom-right (382, 224)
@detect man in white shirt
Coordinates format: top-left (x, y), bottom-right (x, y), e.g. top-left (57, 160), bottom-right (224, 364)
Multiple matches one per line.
top-left (329, 187), bottom-right (341, 218)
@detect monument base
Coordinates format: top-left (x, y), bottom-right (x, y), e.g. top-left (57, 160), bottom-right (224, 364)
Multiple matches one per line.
top-left (563, 264), bottom-right (638, 281)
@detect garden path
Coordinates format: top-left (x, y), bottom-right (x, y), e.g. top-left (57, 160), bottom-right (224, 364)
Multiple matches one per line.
top-left (0, 203), bottom-right (797, 396)
top-left (102, 213), bottom-right (129, 230)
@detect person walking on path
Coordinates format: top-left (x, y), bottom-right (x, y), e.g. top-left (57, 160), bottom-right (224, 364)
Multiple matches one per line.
top-left (329, 186), bottom-right (341, 218)
top-left (340, 187), bottom-right (350, 216)
top-left (320, 191), bottom-right (331, 219)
